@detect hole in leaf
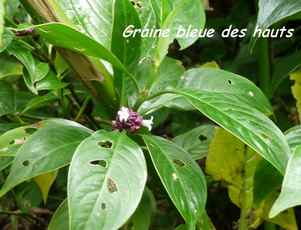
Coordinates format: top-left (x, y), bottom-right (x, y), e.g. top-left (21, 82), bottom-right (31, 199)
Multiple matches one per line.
top-left (173, 159), bottom-right (185, 167)
top-left (199, 135), bottom-right (207, 141)
top-left (227, 80), bottom-right (232, 85)
top-left (101, 203), bottom-right (106, 210)
top-left (90, 160), bottom-right (107, 168)
top-left (107, 178), bottom-right (118, 193)
top-left (98, 141), bottom-right (112, 149)
top-left (22, 160), bottom-right (30, 166)
top-left (9, 140), bottom-right (15, 145)
top-left (25, 128), bottom-right (37, 135)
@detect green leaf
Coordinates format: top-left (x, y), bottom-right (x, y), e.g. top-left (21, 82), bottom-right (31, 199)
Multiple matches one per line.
top-left (256, 0), bottom-right (301, 30)
top-left (172, 88), bottom-right (290, 174)
top-left (68, 130), bottom-right (147, 230)
top-left (111, 0), bottom-right (141, 103)
top-left (270, 145), bottom-right (301, 218)
top-left (0, 81), bottom-right (15, 117)
top-left (34, 23), bottom-right (128, 73)
top-left (127, 188), bottom-right (156, 230)
top-left (0, 121), bottom-right (92, 197)
top-left (56, 0), bottom-right (113, 49)
top-left (285, 125), bottom-right (301, 151)
top-left (8, 41), bottom-right (50, 94)
top-left (139, 68), bottom-right (273, 116)
top-left (0, 54), bottom-right (23, 79)
top-left (49, 199), bottom-right (69, 230)
top-left (156, 0), bottom-right (205, 64)
top-left (34, 170), bottom-right (58, 204)
top-left (173, 124), bottom-right (215, 160)
top-left (143, 135), bottom-right (207, 226)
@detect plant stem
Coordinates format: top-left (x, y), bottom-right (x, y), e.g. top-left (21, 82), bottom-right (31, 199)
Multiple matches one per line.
top-left (257, 38), bottom-right (272, 98)
top-left (238, 145), bottom-right (249, 230)
top-left (75, 96), bottom-right (91, 122)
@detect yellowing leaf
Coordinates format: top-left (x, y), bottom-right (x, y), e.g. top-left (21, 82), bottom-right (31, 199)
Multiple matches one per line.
top-left (290, 71), bottom-right (301, 121)
top-left (206, 128), bottom-right (297, 229)
top-left (34, 170), bottom-right (58, 204)
top-left (201, 61), bottom-right (219, 68)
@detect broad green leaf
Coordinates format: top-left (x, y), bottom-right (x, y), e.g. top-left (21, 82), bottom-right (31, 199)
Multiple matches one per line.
top-left (143, 135), bottom-right (207, 226)
top-left (270, 145), bottom-right (301, 218)
top-left (33, 23), bottom-right (128, 73)
top-left (0, 55), bottom-right (23, 79)
top-left (139, 68), bottom-right (273, 116)
top-left (156, 0), bottom-right (205, 64)
top-left (0, 0), bottom-right (5, 47)
top-left (290, 71), bottom-right (301, 121)
top-left (112, 0), bottom-right (141, 68)
top-left (48, 199), bottom-right (69, 230)
top-left (127, 188), bottom-right (156, 230)
top-left (172, 88), bottom-right (289, 174)
top-left (0, 29), bottom-right (14, 53)
top-left (34, 170), bottom-right (58, 204)
top-left (68, 130), bottom-right (147, 230)
top-left (0, 145), bottom-right (19, 171)
top-left (256, 0), bottom-right (301, 30)
top-left (149, 57), bottom-right (185, 95)
top-left (111, 0), bottom-right (141, 103)
top-left (0, 81), bottom-right (15, 117)
top-left (285, 125), bottom-right (301, 151)
top-left (173, 124), bottom-right (215, 160)
top-left (56, 0), bottom-right (113, 49)
top-left (253, 160), bottom-right (282, 206)
top-left (0, 121), bottom-right (92, 197)
top-left (197, 212), bottom-right (215, 230)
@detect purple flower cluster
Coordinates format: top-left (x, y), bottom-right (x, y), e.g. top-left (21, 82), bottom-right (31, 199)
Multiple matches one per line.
top-left (112, 107), bottom-right (144, 133)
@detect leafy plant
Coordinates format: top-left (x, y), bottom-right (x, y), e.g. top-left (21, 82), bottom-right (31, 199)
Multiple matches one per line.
top-left (0, 0), bottom-right (301, 229)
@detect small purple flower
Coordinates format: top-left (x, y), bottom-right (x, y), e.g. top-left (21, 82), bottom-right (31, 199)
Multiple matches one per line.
top-left (113, 107), bottom-right (153, 133)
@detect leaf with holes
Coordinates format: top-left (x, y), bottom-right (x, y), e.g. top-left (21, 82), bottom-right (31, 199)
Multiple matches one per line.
top-left (68, 130), bottom-right (147, 230)
top-left (171, 88), bottom-right (290, 174)
top-left (173, 124), bottom-right (215, 160)
top-left (0, 121), bottom-right (92, 197)
top-left (139, 67), bottom-right (273, 115)
top-left (143, 135), bottom-right (207, 226)
top-left (48, 199), bottom-right (69, 230)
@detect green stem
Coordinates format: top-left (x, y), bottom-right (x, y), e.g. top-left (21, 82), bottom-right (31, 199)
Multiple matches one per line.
top-left (257, 38), bottom-right (272, 98)
top-left (238, 145), bottom-right (249, 230)
top-left (75, 96), bottom-right (91, 121)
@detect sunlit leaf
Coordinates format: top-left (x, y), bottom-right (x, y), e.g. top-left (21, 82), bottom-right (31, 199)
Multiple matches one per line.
top-left (68, 130), bottom-right (147, 230)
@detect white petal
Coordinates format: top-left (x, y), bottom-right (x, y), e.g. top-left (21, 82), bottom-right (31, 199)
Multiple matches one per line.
top-left (118, 107), bottom-right (130, 122)
top-left (142, 116), bottom-right (154, 131)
